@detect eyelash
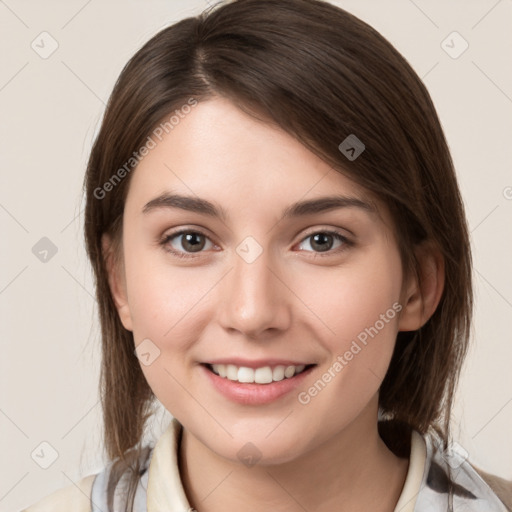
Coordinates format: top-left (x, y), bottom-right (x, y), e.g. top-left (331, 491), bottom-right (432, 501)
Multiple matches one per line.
top-left (159, 228), bottom-right (353, 260)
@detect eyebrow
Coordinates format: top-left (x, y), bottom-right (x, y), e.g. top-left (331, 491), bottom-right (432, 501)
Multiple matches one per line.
top-left (142, 192), bottom-right (375, 221)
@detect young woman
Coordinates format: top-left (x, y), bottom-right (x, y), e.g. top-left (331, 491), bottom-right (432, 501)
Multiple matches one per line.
top-left (22, 0), bottom-right (511, 511)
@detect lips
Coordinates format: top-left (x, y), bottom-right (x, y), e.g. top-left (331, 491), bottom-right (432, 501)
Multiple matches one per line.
top-left (201, 362), bottom-right (316, 405)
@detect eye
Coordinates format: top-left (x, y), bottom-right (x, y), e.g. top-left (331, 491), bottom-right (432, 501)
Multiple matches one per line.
top-left (160, 229), bottom-right (215, 259)
top-left (159, 228), bottom-right (352, 260)
top-left (296, 230), bottom-right (351, 256)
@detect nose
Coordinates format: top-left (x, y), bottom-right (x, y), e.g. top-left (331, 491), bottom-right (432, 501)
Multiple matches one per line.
top-left (217, 244), bottom-right (292, 339)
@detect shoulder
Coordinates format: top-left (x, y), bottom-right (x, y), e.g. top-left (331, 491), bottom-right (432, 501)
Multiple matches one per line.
top-left (472, 465), bottom-right (512, 512)
top-left (415, 431), bottom-right (512, 511)
top-left (21, 445), bottom-right (154, 512)
top-left (21, 474), bottom-right (97, 512)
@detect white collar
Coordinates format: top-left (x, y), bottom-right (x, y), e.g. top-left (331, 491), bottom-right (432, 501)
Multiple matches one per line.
top-left (146, 417), bottom-right (426, 512)
top-left (147, 417), bottom-right (190, 511)
top-left (393, 430), bottom-right (427, 511)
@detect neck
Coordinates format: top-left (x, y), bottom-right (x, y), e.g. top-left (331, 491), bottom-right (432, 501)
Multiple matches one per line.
top-left (178, 401), bottom-right (409, 512)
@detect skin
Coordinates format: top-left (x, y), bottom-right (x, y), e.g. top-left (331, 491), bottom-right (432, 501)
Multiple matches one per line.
top-left (104, 96), bottom-right (444, 512)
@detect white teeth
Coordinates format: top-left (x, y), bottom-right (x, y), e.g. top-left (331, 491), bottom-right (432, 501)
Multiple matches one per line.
top-left (210, 363), bottom-right (309, 383)
top-left (226, 364), bottom-right (238, 380)
top-left (272, 365), bottom-right (285, 381)
top-left (284, 365), bottom-right (295, 378)
top-left (238, 367), bottom-right (254, 383)
top-left (216, 364), bottom-right (227, 378)
top-left (254, 367), bottom-right (273, 384)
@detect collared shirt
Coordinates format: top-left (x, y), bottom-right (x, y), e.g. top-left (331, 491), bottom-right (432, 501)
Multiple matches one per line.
top-left (22, 417), bottom-right (510, 512)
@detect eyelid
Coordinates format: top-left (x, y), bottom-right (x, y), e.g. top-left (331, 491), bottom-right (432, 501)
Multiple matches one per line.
top-left (299, 225), bottom-right (352, 240)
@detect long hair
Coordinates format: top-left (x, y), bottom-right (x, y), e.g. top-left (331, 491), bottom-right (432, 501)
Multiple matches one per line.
top-left (83, 0), bottom-right (473, 509)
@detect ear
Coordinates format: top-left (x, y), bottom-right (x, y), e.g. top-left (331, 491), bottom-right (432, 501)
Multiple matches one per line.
top-left (102, 233), bottom-right (133, 332)
top-left (398, 240), bottom-right (445, 332)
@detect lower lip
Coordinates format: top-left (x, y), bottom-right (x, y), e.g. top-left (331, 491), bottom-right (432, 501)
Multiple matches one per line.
top-left (201, 364), bottom-right (315, 405)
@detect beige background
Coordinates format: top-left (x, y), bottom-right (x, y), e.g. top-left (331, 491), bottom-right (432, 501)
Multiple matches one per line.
top-left (1, 0), bottom-right (511, 510)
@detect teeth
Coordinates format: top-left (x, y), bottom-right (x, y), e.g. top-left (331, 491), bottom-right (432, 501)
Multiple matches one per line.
top-left (254, 367), bottom-right (273, 384)
top-left (272, 365), bottom-right (285, 381)
top-left (284, 365), bottom-right (295, 378)
top-left (226, 364), bottom-right (238, 380)
top-left (238, 366), bottom-right (254, 383)
top-left (210, 363), bottom-right (308, 383)
top-left (216, 364), bottom-right (227, 378)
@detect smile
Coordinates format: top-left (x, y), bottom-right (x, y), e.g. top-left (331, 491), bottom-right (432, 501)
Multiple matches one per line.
top-left (201, 362), bottom-right (317, 405)
top-left (206, 363), bottom-right (314, 384)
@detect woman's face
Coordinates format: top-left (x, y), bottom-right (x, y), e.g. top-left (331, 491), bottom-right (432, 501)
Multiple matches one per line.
top-left (108, 96), bottom-right (414, 464)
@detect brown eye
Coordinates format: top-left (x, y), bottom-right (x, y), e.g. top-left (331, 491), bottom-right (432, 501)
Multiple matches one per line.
top-left (309, 233), bottom-right (335, 252)
top-left (297, 230), bottom-right (350, 255)
top-left (178, 232), bottom-right (206, 252)
top-left (160, 230), bottom-right (214, 258)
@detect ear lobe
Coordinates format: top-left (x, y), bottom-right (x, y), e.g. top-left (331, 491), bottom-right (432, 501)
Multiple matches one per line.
top-left (102, 233), bottom-right (133, 332)
top-left (398, 241), bottom-right (445, 332)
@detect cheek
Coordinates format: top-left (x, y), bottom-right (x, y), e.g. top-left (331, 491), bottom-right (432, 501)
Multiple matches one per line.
top-left (294, 250), bottom-right (403, 394)
top-left (298, 253), bottom-right (402, 341)
top-left (125, 260), bottom-right (212, 413)
top-left (123, 252), bottom-right (224, 408)
top-left (124, 239), bottom-right (209, 339)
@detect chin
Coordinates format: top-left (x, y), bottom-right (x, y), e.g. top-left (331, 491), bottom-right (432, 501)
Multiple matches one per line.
top-left (209, 433), bottom-right (311, 468)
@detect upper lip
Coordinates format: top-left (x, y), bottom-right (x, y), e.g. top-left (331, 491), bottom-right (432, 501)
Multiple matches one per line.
top-left (203, 358), bottom-right (315, 369)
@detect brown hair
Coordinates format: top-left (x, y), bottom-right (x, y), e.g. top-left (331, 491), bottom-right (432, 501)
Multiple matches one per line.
top-left (83, 0), bottom-right (472, 509)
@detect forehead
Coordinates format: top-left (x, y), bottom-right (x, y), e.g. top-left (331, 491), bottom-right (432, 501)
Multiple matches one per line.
top-left (125, 97), bottom-right (381, 219)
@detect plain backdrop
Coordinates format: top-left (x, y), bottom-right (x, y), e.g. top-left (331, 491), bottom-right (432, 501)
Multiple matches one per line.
top-left (1, 1), bottom-right (511, 511)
